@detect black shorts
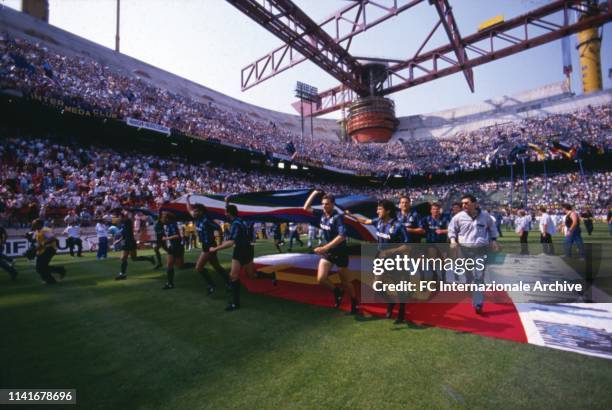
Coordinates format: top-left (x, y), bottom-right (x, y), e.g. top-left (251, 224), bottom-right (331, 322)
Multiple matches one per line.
top-left (167, 244), bottom-right (185, 258)
top-left (322, 251), bottom-right (349, 268)
top-left (233, 245), bottom-right (254, 266)
top-left (200, 243), bottom-right (214, 253)
top-left (154, 238), bottom-right (168, 251)
top-left (274, 234), bottom-right (282, 241)
top-left (122, 240), bottom-right (137, 252)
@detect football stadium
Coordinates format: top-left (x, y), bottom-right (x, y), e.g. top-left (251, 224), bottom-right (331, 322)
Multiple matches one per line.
top-left (1, 0), bottom-right (611, 408)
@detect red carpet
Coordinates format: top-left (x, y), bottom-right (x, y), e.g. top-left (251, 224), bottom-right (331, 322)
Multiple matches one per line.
top-left (242, 261), bottom-right (527, 343)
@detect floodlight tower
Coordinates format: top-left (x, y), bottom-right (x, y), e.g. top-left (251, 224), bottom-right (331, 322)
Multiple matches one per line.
top-left (294, 81), bottom-right (319, 142)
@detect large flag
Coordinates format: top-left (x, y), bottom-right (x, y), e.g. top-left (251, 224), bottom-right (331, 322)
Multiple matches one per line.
top-left (161, 189), bottom-right (433, 243)
top-left (161, 193), bottom-right (228, 221)
top-left (550, 141), bottom-right (576, 159)
top-left (527, 143), bottom-right (546, 160)
top-left (229, 190), bottom-right (378, 242)
top-left (161, 189), bottom-right (377, 242)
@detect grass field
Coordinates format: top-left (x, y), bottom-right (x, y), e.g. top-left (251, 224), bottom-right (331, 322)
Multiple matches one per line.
top-left (1, 224), bottom-right (611, 409)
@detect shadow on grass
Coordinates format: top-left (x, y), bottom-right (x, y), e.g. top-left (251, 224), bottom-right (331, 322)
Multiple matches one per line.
top-left (352, 313), bottom-right (380, 322)
top-left (391, 321), bottom-right (432, 331)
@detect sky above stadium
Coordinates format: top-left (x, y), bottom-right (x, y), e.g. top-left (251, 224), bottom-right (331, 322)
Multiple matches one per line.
top-left (2, 0), bottom-right (611, 118)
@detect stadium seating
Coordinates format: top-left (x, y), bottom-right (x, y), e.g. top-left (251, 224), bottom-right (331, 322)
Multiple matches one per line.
top-left (1, 136), bottom-right (609, 227)
top-left (1, 31), bottom-right (609, 176)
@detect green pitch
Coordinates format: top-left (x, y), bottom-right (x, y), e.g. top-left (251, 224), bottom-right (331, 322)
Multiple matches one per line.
top-left (1, 224), bottom-right (611, 409)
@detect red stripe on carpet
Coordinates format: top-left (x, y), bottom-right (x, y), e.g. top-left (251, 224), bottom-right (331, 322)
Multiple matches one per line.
top-left (243, 264), bottom-right (528, 343)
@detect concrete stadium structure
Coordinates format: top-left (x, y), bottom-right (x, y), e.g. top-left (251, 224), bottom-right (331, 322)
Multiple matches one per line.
top-left (2, 5), bottom-right (611, 145)
top-left (393, 82), bottom-right (612, 141)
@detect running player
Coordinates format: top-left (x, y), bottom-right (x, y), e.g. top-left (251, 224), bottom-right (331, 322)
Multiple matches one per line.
top-left (186, 194), bottom-right (229, 294)
top-left (424, 203), bottom-right (449, 244)
top-left (346, 199), bottom-right (408, 322)
top-left (397, 195), bottom-right (425, 243)
top-left (152, 215), bottom-right (166, 269)
top-left (304, 190), bottom-right (358, 314)
top-left (115, 210), bottom-right (155, 281)
top-left (424, 202), bottom-right (450, 282)
top-left (209, 205), bottom-right (255, 311)
top-left (160, 211), bottom-right (184, 289)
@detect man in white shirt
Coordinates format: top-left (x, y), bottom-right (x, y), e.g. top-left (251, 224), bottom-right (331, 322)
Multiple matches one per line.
top-left (95, 219), bottom-right (109, 259)
top-left (307, 225), bottom-right (321, 249)
top-left (287, 222), bottom-right (304, 252)
top-left (538, 206), bottom-right (556, 255)
top-left (515, 210), bottom-right (531, 255)
top-left (448, 194), bottom-right (500, 315)
top-left (63, 223), bottom-right (82, 257)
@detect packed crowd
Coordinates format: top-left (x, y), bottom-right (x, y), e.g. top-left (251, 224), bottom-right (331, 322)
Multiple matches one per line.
top-left (1, 32), bottom-right (610, 175)
top-left (1, 136), bottom-right (609, 228)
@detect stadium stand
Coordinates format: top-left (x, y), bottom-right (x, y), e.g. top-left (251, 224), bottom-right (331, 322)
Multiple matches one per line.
top-left (1, 5), bottom-right (610, 176)
top-left (0, 5), bottom-right (610, 229)
top-left (1, 136), bottom-right (609, 227)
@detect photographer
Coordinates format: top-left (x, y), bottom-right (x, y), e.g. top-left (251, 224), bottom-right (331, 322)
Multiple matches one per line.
top-left (31, 219), bottom-right (66, 284)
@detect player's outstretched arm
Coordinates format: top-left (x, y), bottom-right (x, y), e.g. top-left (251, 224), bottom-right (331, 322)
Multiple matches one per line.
top-left (210, 239), bottom-right (235, 253)
top-left (344, 210), bottom-right (372, 225)
top-left (303, 189), bottom-right (321, 212)
top-left (185, 194), bottom-right (195, 217)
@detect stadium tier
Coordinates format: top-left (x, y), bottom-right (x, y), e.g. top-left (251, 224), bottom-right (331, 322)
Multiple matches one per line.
top-left (1, 5), bottom-right (611, 225)
top-left (2, 3), bottom-right (612, 409)
top-left (1, 136), bottom-right (610, 227)
top-left (1, 6), bottom-right (610, 178)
